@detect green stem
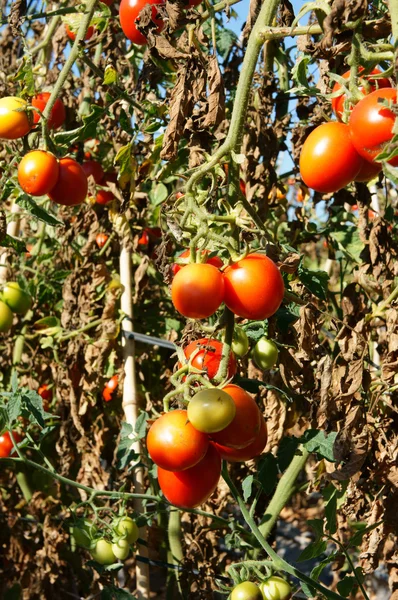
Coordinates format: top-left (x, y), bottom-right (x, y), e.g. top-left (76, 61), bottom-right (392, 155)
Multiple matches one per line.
top-left (58, 317), bottom-right (103, 341)
top-left (31, 16), bottom-right (61, 57)
top-left (200, 0), bottom-right (242, 21)
top-left (388, 0), bottom-right (398, 61)
top-left (258, 446), bottom-right (309, 539)
top-left (368, 280), bottom-right (398, 320)
top-left (168, 508), bottom-right (184, 597)
top-left (327, 535), bottom-right (370, 600)
top-left (214, 308), bottom-right (234, 384)
top-left (16, 470), bottom-right (33, 503)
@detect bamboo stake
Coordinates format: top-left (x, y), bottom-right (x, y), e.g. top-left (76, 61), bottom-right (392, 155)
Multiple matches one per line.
top-left (0, 201), bottom-right (22, 284)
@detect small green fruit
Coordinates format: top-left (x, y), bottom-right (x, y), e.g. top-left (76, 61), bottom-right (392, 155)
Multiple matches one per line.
top-left (0, 282), bottom-right (32, 315)
top-left (252, 338), bottom-right (279, 370)
top-left (0, 300), bottom-right (13, 332)
top-left (112, 538), bottom-right (130, 560)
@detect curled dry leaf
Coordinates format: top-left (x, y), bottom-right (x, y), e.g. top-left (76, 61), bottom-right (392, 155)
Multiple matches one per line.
top-left (331, 405), bottom-right (369, 480)
top-left (203, 55), bottom-right (225, 129)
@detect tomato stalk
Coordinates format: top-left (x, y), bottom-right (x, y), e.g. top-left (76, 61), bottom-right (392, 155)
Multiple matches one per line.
top-left (214, 307), bottom-right (235, 384)
top-left (168, 508), bottom-right (184, 597)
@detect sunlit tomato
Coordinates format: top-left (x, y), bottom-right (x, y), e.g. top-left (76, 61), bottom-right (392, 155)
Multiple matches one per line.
top-left (138, 227), bottom-right (162, 246)
top-left (157, 443), bottom-right (221, 508)
top-left (38, 384), bottom-right (53, 402)
top-left (82, 160), bottom-right (104, 184)
top-left (349, 88), bottom-right (398, 166)
top-left (31, 92), bottom-right (66, 129)
top-left (0, 96), bottom-right (31, 139)
top-left (96, 189), bottom-right (114, 205)
top-left (231, 581), bottom-right (263, 600)
top-left (211, 384), bottom-right (261, 449)
top-left (171, 263), bottom-right (224, 319)
top-left (103, 374), bottom-right (118, 401)
top-left (0, 300), bottom-right (14, 332)
top-left (182, 338), bottom-right (237, 380)
top-left (223, 254), bottom-right (284, 320)
top-left (18, 150), bottom-right (59, 196)
top-left (214, 414), bottom-right (267, 462)
top-left (331, 68), bottom-right (391, 120)
top-left (112, 539), bottom-right (130, 560)
top-left (119, 0), bottom-right (165, 45)
top-left (0, 431), bottom-right (22, 458)
top-left (229, 326), bottom-right (249, 358)
top-left (252, 337), bottom-right (279, 370)
top-left (354, 158), bottom-right (382, 182)
top-left (171, 249), bottom-right (223, 276)
top-left (147, 409), bottom-right (209, 471)
top-left (300, 123), bottom-right (362, 193)
top-left (113, 516), bottom-right (139, 544)
top-left (187, 388), bottom-right (236, 433)
top-left (91, 539), bottom-right (116, 565)
top-left (96, 233), bottom-right (109, 248)
top-left (65, 24), bottom-right (95, 41)
top-left (259, 576), bottom-right (292, 600)
top-left (48, 158), bottom-right (88, 206)
top-left (0, 282), bottom-right (32, 315)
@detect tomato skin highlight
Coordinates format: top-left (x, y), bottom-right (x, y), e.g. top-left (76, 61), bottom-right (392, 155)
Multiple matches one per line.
top-left (147, 409), bottom-right (209, 471)
top-left (0, 97), bottom-right (31, 139)
top-left (171, 263), bottom-right (225, 319)
top-left (300, 122), bottom-right (362, 193)
top-left (182, 338), bottom-right (237, 380)
top-left (349, 87), bottom-right (398, 166)
top-left (214, 415), bottom-right (267, 462)
top-left (331, 68), bottom-right (390, 120)
top-left (32, 92), bottom-right (66, 130)
top-left (18, 150), bottom-right (59, 196)
top-left (0, 431), bottom-right (22, 458)
top-left (211, 384), bottom-right (261, 449)
top-left (119, 0), bottom-right (165, 45)
top-left (48, 158), bottom-right (88, 206)
top-left (157, 443), bottom-right (221, 508)
top-left (96, 233), bottom-right (108, 248)
top-left (223, 254), bottom-right (284, 321)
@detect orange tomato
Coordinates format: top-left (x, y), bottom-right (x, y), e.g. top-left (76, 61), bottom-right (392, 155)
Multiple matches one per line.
top-left (0, 97), bottom-right (32, 140)
top-left (171, 263), bottom-right (224, 319)
top-left (48, 158), bottom-right (88, 206)
top-left (18, 150), bottom-right (59, 196)
top-left (32, 92), bottom-right (66, 130)
top-left (211, 384), bottom-right (261, 449)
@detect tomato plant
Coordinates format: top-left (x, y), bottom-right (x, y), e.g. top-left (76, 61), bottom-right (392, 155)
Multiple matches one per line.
top-left (119, 0), bottom-right (165, 45)
top-left (349, 87), bottom-right (398, 166)
top-left (18, 150), bottom-right (59, 196)
top-left (331, 67), bottom-right (390, 120)
top-left (187, 387), bottom-right (236, 433)
top-left (0, 282), bottom-right (32, 315)
top-left (0, 96), bottom-right (31, 139)
top-left (31, 92), bottom-right (66, 129)
top-left (171, 263), bottom-right (225, 319)
top-left (252, 337), bottom-right (279, 370)
top-left (259, 576), bottom-right (292, 600)
top-left (48, 157), bottom-right (88, 206)
top-left (181, 338), bottom-right (237, 380)
top-left (211, 384), bottom-right (261, 449)
top-left (231, 581), bottom-right (263, 600)
top-left (0, 431), bottom-right (22, 458)
top-left (223, 254), bottom-right (284, 320)
top-left (157, 443), bottom-right (221, 508)
top-left (299, 122), bottom-right (363, 193)
top-left (146, 409), bottom-right (209, 471)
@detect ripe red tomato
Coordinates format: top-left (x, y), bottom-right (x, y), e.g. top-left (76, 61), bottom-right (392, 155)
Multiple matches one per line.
top-left (300, 122), bottom-right (362, 193)
top-left (239, 179), bottom-right (246, 195)
top-left (96, 233), bottom-right (108, 248)
top-left (147, 409), bottom-right (209, 471)
top-left (157, 443), bottom-right (221, 508)
top-left (182, 338), bottom-right (237, 380)
top-left (332, 68), bottom-right (390, 120)
top-left (211, 384), bottom-right (261, 449)
top-left (82, 160), bottom-right (104, 184)
top-left (172, 249), bottom-right (223, 276)
top-left (0, 431), bottom-right (22, 458)
top-left (119, 0), bottom-right (165, 45)
top-left (96, 189), bottom-right (114, 205)
top-left (18, 150), bottom-right (59, 196)
top-left (0, 97), bottom-right (32, 139)
top-left (48, 157), bottom-right (88, 206)
top-left (354, 158), bottom-right (382, 182)
top-left (214, 414), bottom-right (267, 462)
top-left (349, 88), bottom-right (398, 166)
top-left (65, 24), bottom-right (95, 41)
top-left (171, 263), bottom-right (224, 319)
top-left (223, 254), bottom-right (284, 320)
top-left (32, 92), bottom-right (66, 130)
top-left (38, 384), bottom-right (53, 402)
top-left (138, 227), bottom-right (162, 246)
top-left (103, 375), bottom-right (118, 401)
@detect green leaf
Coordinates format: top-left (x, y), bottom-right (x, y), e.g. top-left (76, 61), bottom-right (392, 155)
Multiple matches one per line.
top-left (275, 305), bottom-right (300, 334)
top-left (244, 321), bottom-right (267, 343)
top-left (16, 195), bottom-right (63, 226)
top-left (257, 454), bottom-right (278, 495)
top-left (242, 474), bottom-right (254, 502)
top-left (322, 483), bottom-right (347, 535)
top-left (149, 183), bottom-right (168, 206)
top-left (307, 519), bottom-right (324, 541)
top-left (290, 55), bottom-right (321, 96)
top-left (300, 581), bottom-right (317, 598)
top-left (329, 228), bottom-right (365, 263)
top-left (104, 65), bottom-right (118, 86)
top-left (0, 235), bottom-right (27, 254)
top-left (297, 539), bottom-right (327, 562)
top-left (134, 411), bottom-right (148, 439)
top-left (300, 429), bottom-right (337, 462)
top-left (383, 162), bottom-right (398, 186)
top-left (22, 390), bottom-right (48, 427)
top-left (116, 422), bottom-right (139, 469)
top-left (349, 520), bottom-right (383, 547)
top-left (298, 265), bottom-right (329, 301)
top-left (6, 393), bottom-right (22, 425)
top-left (277, 437), bottom-right (300, 472)
top-left (337, 576), bottom-right (357, 597)
top-left (310, 551), bottom-right (339, 581)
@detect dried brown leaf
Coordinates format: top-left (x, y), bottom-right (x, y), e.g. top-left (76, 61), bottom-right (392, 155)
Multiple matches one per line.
top-left (203, 55), bottom-right (225, 128)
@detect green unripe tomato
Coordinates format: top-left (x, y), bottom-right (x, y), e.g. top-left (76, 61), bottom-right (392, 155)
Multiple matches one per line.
top-left (0, 300), bottom-right (13, 332)
top-left (231, 326), bottom-right (249, 357)
top-left (252, 338), bottom-right (279, 370)
top-left (0, 282), bottom-right (32, 315)
top-left (259, 576), bottom-right (292, 600)
top-left (113, 516), bottom-right (139, 544)
top-left (72, 519), bottom-right (97, 548)
top-left (91, 539), bottom-right (116, 565)
top-left (187, 388), bottom-right (236, 433)
top-left (231, 581), bottom-right (263, 600)
top-left (112, 538), bottom-right (130, 560)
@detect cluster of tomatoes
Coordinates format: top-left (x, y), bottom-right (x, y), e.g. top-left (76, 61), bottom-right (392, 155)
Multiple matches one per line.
top-left (230, 577), bottom-right (292, 600)
top-left (300, 67), bottom-right (394, 194)
top-left (0, 281), bottom-right (32, 333)
top-left (171, 252), bottom-right (285, 321)
top-left (72, 515), bottom-right (139, 565)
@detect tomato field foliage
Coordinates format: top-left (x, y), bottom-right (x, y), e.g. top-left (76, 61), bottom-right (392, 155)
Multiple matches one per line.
top-left (0, 0), bottom-right (398, 598)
